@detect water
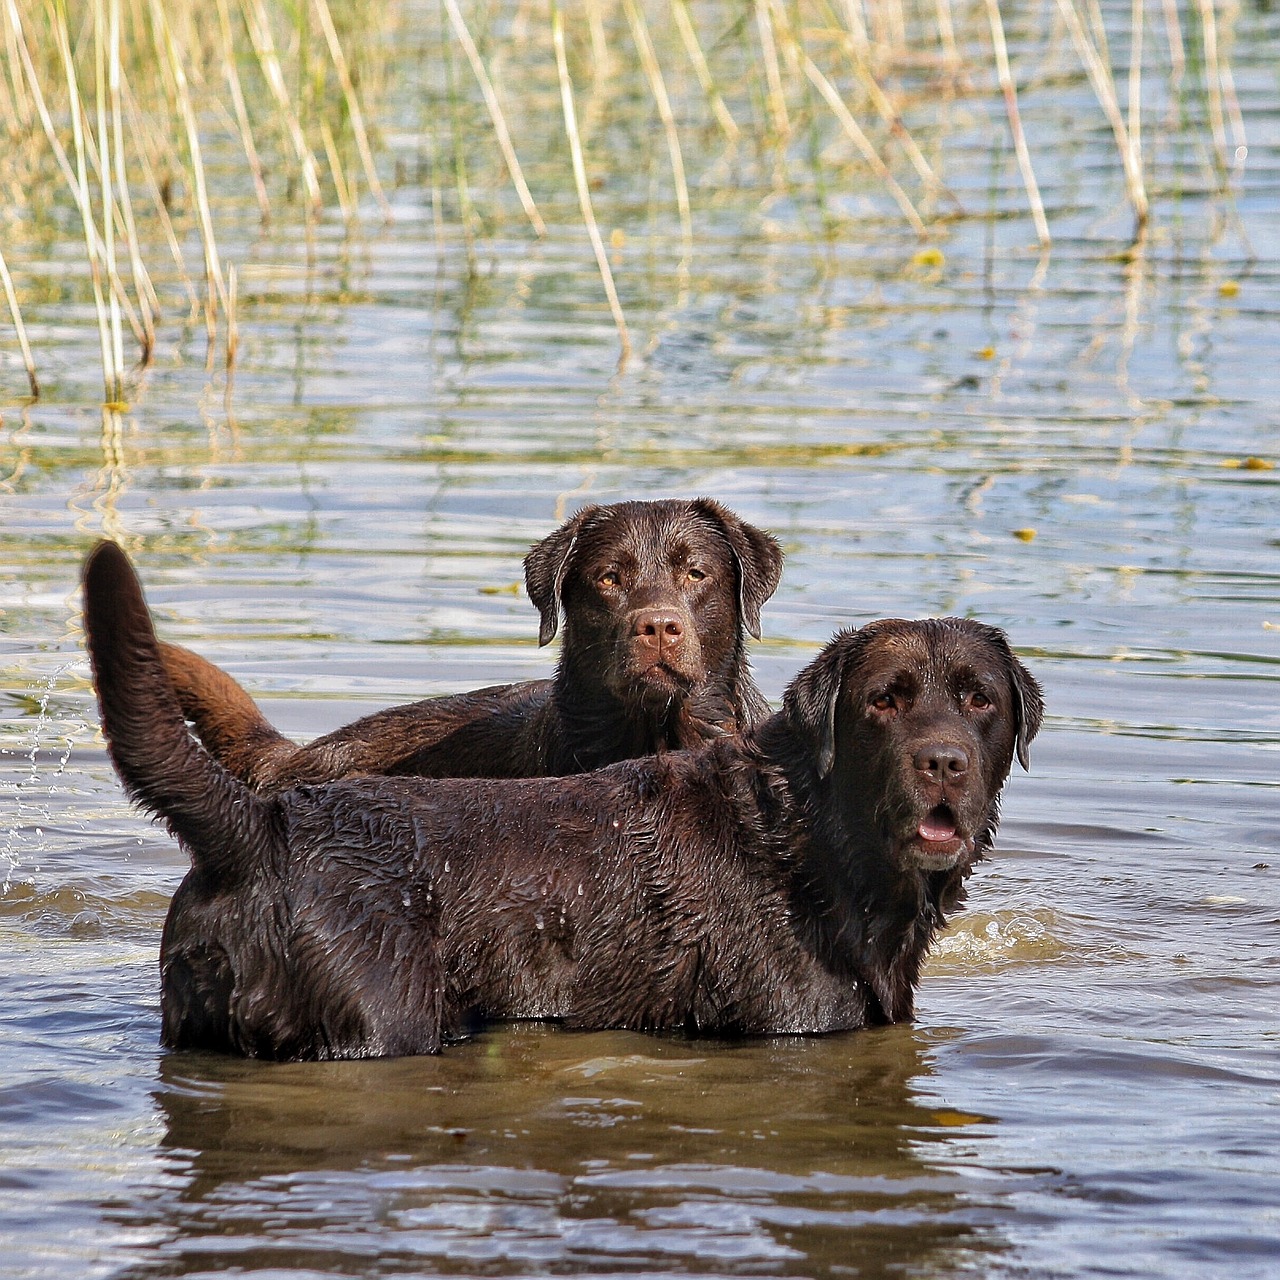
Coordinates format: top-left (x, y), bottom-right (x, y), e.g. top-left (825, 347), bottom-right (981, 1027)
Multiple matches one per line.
top-left (2, 1), bottom-right (1279, 1275)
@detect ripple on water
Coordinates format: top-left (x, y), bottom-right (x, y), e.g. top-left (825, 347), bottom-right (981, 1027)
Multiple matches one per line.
top-left (0, 879), bottom-right (171, 938)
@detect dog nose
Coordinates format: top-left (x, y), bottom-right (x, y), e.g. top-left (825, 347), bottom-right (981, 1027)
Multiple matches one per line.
top-left (913, 744), bottom-right (969, 779)
top-left (632, 611), bottom-right (685, 651)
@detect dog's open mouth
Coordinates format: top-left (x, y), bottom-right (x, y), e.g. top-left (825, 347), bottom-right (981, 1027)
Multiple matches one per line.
top-left (907, 804), bottom-right (968, 868)
top-left (918, 804), bottom-right (957, 844)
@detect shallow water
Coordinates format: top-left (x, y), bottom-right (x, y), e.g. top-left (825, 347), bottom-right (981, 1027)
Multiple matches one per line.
top-left (2, 1), bottom-right (1279, 1276)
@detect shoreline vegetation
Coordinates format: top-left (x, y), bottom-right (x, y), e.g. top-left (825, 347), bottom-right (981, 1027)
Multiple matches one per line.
top-left (0, 0), bottom-right (1249, 397)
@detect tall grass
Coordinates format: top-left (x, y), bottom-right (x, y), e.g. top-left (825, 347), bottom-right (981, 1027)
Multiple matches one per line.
top-left (1, 0), bottom-right (391, 402)
top-left (0, 0), bottom-right (1250, 389)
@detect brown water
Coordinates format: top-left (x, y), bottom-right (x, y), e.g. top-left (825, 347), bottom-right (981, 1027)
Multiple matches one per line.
top-left (2, 1), bottom-right (1279, 1276)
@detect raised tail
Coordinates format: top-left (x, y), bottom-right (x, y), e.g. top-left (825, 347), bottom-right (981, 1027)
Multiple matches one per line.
top-left (158, 641), bottom-right (296, 787)
top-left (82, 541), bottom-right (269, 883)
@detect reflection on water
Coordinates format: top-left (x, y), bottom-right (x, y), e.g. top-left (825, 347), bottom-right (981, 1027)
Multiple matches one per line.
top-left (113, 1027), bottom-right (1005, 1278)
top-left (2, 0), bottom-right (1279, 1275)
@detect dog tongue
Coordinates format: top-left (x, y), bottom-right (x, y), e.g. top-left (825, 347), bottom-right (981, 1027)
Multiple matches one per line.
top-left (919, 812), bottom-right (957, 843)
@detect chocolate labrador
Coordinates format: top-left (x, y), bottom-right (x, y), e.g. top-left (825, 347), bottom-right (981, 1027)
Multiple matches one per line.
top-left (83, 540), bottom-right (1042, 1061)
top-left (159, 498), bottom-right (783, 787)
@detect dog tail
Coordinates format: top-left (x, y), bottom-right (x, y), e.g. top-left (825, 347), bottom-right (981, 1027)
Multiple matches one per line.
top-left (158, 641), bottom-right (295, 786)
top-left (82, 541), bottom-right (269, 883)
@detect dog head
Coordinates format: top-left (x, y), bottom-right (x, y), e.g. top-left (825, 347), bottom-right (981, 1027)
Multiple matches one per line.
top-left (524, 499), bottom-right (783, 712)
top-left (784, 618), bottom-right (1043, 873)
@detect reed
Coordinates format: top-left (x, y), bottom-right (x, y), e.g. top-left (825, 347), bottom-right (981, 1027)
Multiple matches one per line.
top-left (1055, 0), bottom-right (1149, 233)
top-left (1, 0), bottom-right (386, 400)
top-left (984, 0), bottom-right (1050, 248)
top-left (444, 0), bottom-right (545, 236)
top-left (0, 0), bottom-right (1250, 384)
top-left (550, 0), bottom-right (631, 362)
top-left (622, 0), bottom-right (692, 268)
top-left (311, 0), bottom-right (390, 220)
top-left (0, 244), bottom-right (38, 397)
top-left (669, 0), bottom-right (738, 142)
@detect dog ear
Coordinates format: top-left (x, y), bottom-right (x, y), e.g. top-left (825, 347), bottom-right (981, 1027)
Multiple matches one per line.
top-left (958, 619), bottom-right (1044, 771)
top-left (1008, 650), bottom-right (1044, 771)
top-left (782, 635), bottom-right (856, 779)
top-left (524, 507), bottom-right (596, 646)
top-left (689, 498), bottom-right (783, 640)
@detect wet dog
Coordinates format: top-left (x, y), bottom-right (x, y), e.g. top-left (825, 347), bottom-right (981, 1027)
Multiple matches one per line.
top-left (83, 540), bottom-right (1042, 1061)
top-left (159, 498), bottom-right (783, 787)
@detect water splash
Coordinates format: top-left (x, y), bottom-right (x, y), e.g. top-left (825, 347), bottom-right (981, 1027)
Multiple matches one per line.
top-left (1, 661), bottom-right (88, 893)
top-left (928, 908), bottom-right (1075, 970)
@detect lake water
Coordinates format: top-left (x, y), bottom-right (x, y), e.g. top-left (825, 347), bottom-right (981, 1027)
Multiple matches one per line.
top-left (2, 1), bottom-right (1278, 1276)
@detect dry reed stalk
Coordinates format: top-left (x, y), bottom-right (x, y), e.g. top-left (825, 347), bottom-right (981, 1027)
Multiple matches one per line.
top-left (934, 0), bottom-right (959, 66)
top-left (310, 0), bottom-right (391, 221)
top-left (0, 243), bottom-right (38, 397)
top-left (1195, 0), bottom-right (1244, 173)
top-left (75, 105), bottom-right (152, 359)
top-left (550, 0), bottom-right (631, 363)
top-left (239, 0), bottom-right (323, 210)
top-left (574, 1), bottom-right (616, 145)
top-left (813, 0), bottom-right (954, 207)
top-left (0, 7), bottom-right (24, 127)
top-left (797, 51), bottom-right (927, 237)
top-left (443, 0), bottom-right (545, 236)
top-left (1128, 0), bottom-right (1143, 182)
top-left (585, 0), bottom-right (609, 84)
top-left (984, 0), bottom-right (1051, 247)
top-left (51, 0), bottom-right (121, 404)
top-left (836, 0), bottom-right (870, 58)
top-left (99, 0), bottom-right (151, 378)
top-left (622, 0), bottom-right (693, 267)
top-left (669, 0), bottom-right (739, 142)
top-left (122, 82), bottom-right (201, 320)
top-left (147, 0), bottom-right (228, 349)
top-left (880, 0), bottom-right (908, 53)
top-left (1160, 0), bottom-right (1185, 96)
top-left (107, 0), bottom-right (159, 356)
top-left (1054, 0), bottom-right (1148, 232)
top-left (1084, 0), bottom-right (1112, 61)
top-left (7, 0), bottom-right (146, 353)
top-left (3, 9), bottom-right (81, 210)
top-left (215, 0), bottom-right (270, 221)
top-left (95, 0), bottom-right (131, 381)
top-left (1216, 48), bottom-right (1247, 179)
top-left (754, 0), bottom-right (790, 139)
top-left (319, 117), bottom-right (355, 220)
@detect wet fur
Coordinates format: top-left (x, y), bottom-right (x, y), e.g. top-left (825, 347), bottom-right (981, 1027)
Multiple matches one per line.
top-left (159, 498), bottom-right (783, 788)
top-left (83, 541), bottom-right (1042, 1061)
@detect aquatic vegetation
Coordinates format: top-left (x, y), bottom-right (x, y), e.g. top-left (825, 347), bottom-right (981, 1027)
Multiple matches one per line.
top-left (0, 0), bottom-right (1250, 392)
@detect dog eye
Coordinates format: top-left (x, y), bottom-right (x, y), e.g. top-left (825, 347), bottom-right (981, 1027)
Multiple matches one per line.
top-left (598, 571), bottom-right (621, 588)
top-left (686, 568), bottom-right (706, 582)
top-left (966, 691), bottom-right (992, 710)
top-left (870, 694), bottom-right (896, 713)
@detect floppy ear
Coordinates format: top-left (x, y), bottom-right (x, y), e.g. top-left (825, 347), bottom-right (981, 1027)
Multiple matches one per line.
top-left (689, 498), bottom-right (783, 640)
top-left (782, 635), bottom-right (856, 779)
top-left (523, 507), bottom-right (597, 647)
top-left (961, 619), bottom-right (1044, 771)
top-left (1008, 650), bottom-right (1044, 771)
